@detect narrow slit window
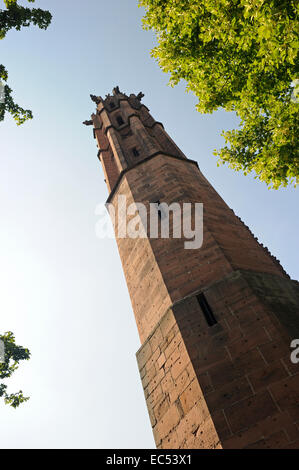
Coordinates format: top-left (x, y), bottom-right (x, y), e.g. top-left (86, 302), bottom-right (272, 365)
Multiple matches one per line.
top-left (116, 115), bottom-right (124, 126)
top-left (132, 147), bottom-right (139, 157)
top-left (196, 293), bottom-right (217, 327)
top-left (153, 200), bottom-right (163, 220)
top-left (110, 102), bottom-right (116, 109)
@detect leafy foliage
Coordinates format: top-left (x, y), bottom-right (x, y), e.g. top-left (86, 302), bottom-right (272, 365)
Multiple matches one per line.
top-left (0, 331), bottom-right (30, 408)
top-left (139, 0), bottom-right (299, 188)
top-left (0, 0), bottom-right (52, 124)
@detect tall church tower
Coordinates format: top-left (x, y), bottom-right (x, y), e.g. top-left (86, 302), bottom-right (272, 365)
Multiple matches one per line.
top-left (84, 87), bottom-right (299, 449)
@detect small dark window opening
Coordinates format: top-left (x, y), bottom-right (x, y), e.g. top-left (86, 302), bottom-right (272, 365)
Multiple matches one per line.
top-left (116, 115), bottom-right (124, 126)
top-left (110, 102), bottom-right (116, 109)
top-left (196, 293), bottom-right (217, 327)
top-left (153, 200), bottom-right (163, 220)
top-left (132, 147), bottom-right (139, 157)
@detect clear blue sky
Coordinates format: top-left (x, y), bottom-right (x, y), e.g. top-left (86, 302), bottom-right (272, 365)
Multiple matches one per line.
top-left (0, 0), bottom-right (298, 449)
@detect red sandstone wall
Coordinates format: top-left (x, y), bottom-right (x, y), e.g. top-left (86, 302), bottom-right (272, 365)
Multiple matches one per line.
top-left (110, 154), bottom-right (288, 342)
top-left (137, 271), bottom-right (299, 449)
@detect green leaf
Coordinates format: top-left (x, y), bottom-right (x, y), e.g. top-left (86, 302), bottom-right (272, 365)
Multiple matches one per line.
top-left (139, 0), bottom-right (299, 188)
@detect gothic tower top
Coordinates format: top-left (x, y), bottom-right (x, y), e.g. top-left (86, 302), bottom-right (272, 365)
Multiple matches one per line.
top-left (83, 86), bottom-right (188, 193)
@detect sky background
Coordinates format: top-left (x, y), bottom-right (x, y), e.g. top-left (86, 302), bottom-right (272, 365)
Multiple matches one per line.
top-left (0, 0), bottom-right (298, 449)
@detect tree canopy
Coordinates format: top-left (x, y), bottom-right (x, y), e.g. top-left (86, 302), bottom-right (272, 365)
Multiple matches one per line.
top-left (139, 0), bottom-right (299, 189)
top-left (0, 332), bottom-right (30, 408)
top-left (0, 0), bottom-right (52, 124)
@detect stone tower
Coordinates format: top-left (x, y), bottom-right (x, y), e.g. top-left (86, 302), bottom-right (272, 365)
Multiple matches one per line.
top-left (84, 87), bottom-right (299, 449)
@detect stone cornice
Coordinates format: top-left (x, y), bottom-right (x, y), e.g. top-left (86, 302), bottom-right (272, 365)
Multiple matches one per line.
top-left (93, 127), bottom-right (103, 139)
top-left (106, 152), bottom-right (199, 204)
top-left (97, 146), bottom-right (110, 157)
top-left (96, 98), bottom-right (150, 114)
top-left (102, 117), bottom-right (164, 136)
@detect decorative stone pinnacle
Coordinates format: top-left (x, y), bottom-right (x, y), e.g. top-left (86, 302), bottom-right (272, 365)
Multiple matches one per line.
top-left (90, 94), bottom-right (101, 104)
top-left (137, 92), bottom-right (145, 101)
top-left (113, 86), bottom-right (120, 95)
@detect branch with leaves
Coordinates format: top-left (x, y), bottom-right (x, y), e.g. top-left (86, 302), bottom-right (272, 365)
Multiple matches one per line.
top-left (139, 0), bottom-right (299, 189)
top-left (0, 0), bottom-right (52, 125)
top-left (0, 331), bottom-right (30, 408)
